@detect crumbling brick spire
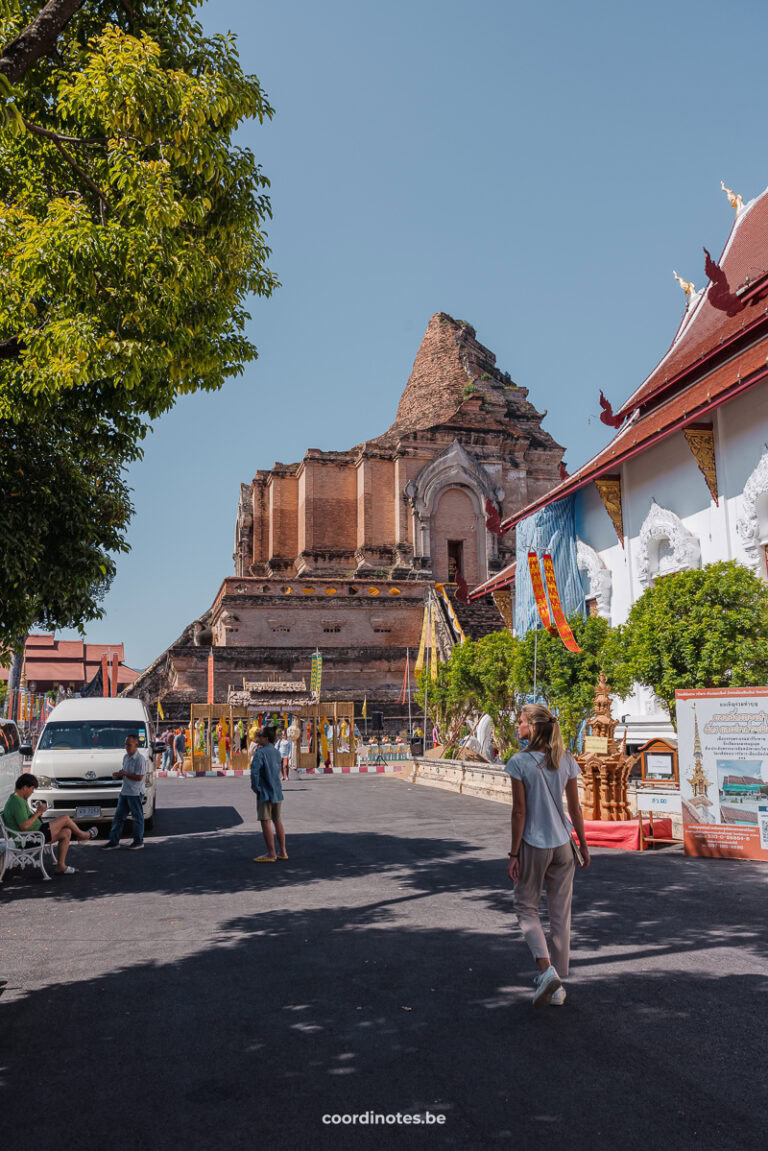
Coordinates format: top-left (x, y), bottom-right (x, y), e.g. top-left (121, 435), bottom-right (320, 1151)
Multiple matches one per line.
top-left (394, 313), bottom-right (497, 432)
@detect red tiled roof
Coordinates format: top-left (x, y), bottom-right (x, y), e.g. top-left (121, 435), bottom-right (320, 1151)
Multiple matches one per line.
top-left (494, 334), bottom-right (768, 539)
top-left (54, 639), bottom-right (85, 658)
top-left (24, 660), bottom-right (85, 681)
top-left (84, 661), bottom-right (137, 684)
top-left (26, 634), bottom-right (55, 647)
top-left (616, 188), bottom-right (768, 419)
top-left (85, 643), bottom-right (125, 661)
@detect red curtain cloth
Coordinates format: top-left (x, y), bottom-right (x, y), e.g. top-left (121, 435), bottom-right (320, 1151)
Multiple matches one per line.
top-left (578, 818), bottom-right (673, 851)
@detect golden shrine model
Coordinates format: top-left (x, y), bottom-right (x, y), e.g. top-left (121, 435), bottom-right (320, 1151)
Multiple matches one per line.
top-left (575, 672), bottom-right (639, 821)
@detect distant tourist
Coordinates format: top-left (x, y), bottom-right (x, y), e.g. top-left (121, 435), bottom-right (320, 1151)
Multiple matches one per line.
top-left (173, 727), bottom-right (186, 768)
top-left (505, 704), bottom-right (590, 1007)
top-left (277, 729), bottom-right (292, 780)
top-left (3, 772), bottom-right (97, 875)
top-left (161, 729), bottom-right (173, 771)
top-left (102, 734), bottom-right (148, 851)
top-left (250, 726), bottom-right (287, 862)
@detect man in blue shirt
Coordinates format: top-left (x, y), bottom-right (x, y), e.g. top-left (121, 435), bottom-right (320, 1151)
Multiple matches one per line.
top-left (250, 726), bottom-right (287, 862)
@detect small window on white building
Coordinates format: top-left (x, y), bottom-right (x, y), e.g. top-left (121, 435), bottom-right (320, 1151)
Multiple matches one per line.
top-left (637, 502), bottom-right (701, 588)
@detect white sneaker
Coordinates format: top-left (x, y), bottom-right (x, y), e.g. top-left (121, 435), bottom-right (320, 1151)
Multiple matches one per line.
top-left (532, 965), bottom-right (561, 1008)
top-left (551, 986), bottom-right (566, 1006)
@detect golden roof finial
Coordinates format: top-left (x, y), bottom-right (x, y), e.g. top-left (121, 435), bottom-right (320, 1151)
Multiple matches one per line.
top-left (673, 270), bottom-right (695, 298)
top-left (721, 181), bottom-right (743, 213)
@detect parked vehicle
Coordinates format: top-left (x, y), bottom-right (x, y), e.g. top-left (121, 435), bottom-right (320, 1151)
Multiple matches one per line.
top-left (27, 698), bottom-right (161, 830)
top-left (0, 718), bottom-right (24, 810)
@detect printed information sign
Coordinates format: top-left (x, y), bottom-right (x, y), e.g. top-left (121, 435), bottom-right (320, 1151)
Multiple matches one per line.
top-left (676, 687), bottom-right (768, 861)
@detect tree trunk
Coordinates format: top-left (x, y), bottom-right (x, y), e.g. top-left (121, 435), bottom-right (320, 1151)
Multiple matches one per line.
top-left (0, 0), bottom-right (87, 85)
top-left (7, 635), bottom-right (28, 722)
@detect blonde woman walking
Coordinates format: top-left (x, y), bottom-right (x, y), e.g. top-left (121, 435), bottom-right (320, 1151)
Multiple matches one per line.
top-left (505, 704), bottom-right (590, 1007)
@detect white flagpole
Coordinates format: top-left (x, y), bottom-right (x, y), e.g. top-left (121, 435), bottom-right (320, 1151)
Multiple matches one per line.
top-left (533, 621), bottom-right (539, 702)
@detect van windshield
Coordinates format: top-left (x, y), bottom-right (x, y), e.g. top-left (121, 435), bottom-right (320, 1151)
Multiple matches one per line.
top-left (38, 721), bottom-right (150, 751)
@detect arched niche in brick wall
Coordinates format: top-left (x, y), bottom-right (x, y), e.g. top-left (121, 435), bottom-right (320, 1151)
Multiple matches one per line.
top-left (404, 439), bottom-right (502, 583)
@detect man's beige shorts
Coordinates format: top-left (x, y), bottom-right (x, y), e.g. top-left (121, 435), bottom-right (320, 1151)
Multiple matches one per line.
top-left (257, 800), bottom-right (282, 822)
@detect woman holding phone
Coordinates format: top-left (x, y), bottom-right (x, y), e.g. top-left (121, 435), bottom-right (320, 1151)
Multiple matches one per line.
top-left (505, 705), bottom-right (590, 1007)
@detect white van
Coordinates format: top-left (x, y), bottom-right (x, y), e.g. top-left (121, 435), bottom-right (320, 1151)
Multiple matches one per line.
top-left (0, 719), bottom-right (24, 811)
top-left (29, 698), bottom-right (160, 830)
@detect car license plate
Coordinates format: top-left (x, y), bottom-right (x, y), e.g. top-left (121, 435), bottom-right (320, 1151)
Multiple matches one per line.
top-left (75, 806), bottom-right (101, 819)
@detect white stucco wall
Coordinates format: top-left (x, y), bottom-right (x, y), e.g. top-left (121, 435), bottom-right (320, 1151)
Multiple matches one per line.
top-left (575, 378), bottom-right (768, 625)
top-left (573, 379), bottom-right (768, 742)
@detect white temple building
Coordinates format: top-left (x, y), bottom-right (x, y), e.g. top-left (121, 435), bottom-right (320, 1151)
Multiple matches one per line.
top-left (470, 183), bottom-right (768, 747)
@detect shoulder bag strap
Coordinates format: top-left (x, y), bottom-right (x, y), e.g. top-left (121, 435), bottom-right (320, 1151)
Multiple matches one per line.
top-left (525, 751), bottom-right (584, 864)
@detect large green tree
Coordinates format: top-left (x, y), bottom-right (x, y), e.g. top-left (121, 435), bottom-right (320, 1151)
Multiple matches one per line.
top-left (623, 561), bottom-right (768, 723)
top-left (0, 1), bottom-right (278, 657)
top-left (514, 613), bottom-right (633, 746)
top-left (418, 617), bottom-right (630, 756)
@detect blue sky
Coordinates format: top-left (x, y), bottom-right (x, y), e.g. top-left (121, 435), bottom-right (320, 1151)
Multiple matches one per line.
top-left (63, 0), bottom-right (768, 669)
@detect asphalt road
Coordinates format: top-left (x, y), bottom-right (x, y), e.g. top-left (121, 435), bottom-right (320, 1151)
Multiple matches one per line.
top-left (2, 774), bottom-right (767, 1151)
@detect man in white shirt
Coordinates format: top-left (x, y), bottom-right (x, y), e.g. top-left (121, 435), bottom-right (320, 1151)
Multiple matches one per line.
top-left (103, 734), bottom-right (148, 850)
top-left (277, 730), bottom-right (292, 780)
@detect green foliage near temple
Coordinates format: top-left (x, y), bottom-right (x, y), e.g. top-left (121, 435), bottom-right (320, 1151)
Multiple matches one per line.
top-left (417, 615), bottom-right (631, 755)
top-left (418, 631), bottom-right (525, 756)
top-left (623, 560), bottom-right (768, 723)
top-left (515, 614), bottom-right (632, 746)
top-left (0, 1), bottom-right (278, 656)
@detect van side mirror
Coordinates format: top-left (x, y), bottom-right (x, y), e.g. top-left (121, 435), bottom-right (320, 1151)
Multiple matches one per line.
top-left (152, 741), bottom-right (165, 755)
top-left (19, 744), bottom-right (33, 758)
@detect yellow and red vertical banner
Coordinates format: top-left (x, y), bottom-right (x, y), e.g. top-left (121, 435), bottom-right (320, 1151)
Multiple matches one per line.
top-left (527, 551), bottom-right (555, 632)
top-left (542, 553), bottom-right (582, 653)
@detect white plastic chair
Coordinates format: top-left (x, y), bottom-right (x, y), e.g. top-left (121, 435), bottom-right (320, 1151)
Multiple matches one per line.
top-left (0, 816), bottom-right (57, 882)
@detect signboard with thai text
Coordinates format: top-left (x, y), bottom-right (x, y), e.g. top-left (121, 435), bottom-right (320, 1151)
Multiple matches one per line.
top-left (676, 687), bottom-right (768, 862)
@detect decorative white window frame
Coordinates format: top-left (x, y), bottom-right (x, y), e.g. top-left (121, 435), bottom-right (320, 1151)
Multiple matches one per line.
top-left (735, 449), bottom-right (768, 574)
top-left (636, 501), bottom-right (701, 588)
top-left (576, 538), bottom-right (612, 618)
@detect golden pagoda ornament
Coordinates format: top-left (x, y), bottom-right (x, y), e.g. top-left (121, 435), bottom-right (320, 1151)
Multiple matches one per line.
top-left (576, 671), bottom-right (639, 820)
top-left (686, 706), bottom-right (713, 818)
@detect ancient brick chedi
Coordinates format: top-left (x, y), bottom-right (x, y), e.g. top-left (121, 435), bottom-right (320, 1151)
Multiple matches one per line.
top-left (127, 314), bottom-right (563, 721)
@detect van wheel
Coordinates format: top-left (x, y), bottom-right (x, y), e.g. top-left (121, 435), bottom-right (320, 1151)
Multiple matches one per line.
top-left (145, 799), bottom-right (156, 833)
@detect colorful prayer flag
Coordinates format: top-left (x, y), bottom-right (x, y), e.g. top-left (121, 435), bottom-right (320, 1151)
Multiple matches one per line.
top-left (542, 553), bottom-right (582, 653)
top-left (527, 551), bottom-right (555, 633)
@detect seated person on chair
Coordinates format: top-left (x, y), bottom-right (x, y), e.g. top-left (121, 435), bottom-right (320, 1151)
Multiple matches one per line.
top-left (2, 773), bottom-right (97, 875)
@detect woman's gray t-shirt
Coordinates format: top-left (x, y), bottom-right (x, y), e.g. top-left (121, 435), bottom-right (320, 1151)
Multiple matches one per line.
top-left (504, 749), bottom-right (580, 848)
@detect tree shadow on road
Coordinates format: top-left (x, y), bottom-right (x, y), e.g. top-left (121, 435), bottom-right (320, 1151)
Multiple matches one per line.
top-left (0, 888), bottom-right (765, 1151)
top-left (3, 821), bottom-right (768, 969)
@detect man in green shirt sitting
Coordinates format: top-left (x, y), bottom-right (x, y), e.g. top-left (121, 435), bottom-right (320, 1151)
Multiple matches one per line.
top-left (3, 773), bottom-right (97, 876)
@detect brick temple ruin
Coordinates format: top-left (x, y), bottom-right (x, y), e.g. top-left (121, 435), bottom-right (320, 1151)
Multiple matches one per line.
top-left (126, 313), bottom-right (564, 725)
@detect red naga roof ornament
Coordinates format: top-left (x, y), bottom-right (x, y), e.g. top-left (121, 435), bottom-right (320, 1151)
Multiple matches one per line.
top-left (599, 390), bottom-right (623, 428)
top-left (484, 497), bottom-right (502, 536)
top-left (703, 247), bottom-right (744, 317)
